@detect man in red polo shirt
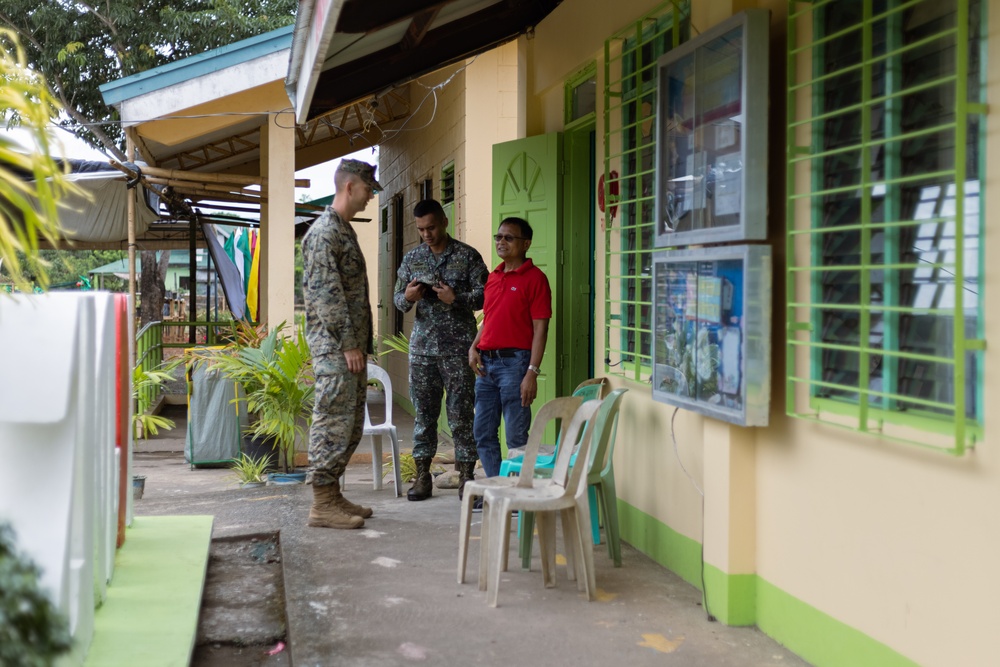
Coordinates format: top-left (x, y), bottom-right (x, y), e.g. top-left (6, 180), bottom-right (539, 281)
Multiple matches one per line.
top-left (468, 217), bottom-right (552, 478)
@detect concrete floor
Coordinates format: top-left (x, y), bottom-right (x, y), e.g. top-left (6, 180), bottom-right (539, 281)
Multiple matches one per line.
top-left (135, 399), bottom-right (812, 667)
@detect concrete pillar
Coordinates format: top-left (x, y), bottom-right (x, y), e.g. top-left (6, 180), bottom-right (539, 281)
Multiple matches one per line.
top-left (703, 419), bottom-right (757, 625)
top-left (259, 114), bottom-right (296, 331)
top-left (465, 41), bottom-right (523, 254)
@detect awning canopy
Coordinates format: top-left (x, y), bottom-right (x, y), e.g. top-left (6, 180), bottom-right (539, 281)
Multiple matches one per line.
top-left (38, 160), bottom-right (160, 246)
top-left (287, 0), bottom-right (563, 123)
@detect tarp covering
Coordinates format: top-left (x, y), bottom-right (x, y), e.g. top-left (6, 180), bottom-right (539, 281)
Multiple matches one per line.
top-left (185, 357), bottom-right (246, 466)
top-left (51, 160), bottom-right (161, 243)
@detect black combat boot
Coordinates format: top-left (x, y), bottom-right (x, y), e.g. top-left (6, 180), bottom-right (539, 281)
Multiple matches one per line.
top-left (407, 457), bottom-right (433, 501)
top-left (457, 461), bottom-right (477, 500)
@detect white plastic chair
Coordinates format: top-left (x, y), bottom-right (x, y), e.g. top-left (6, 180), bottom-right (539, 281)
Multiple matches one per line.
top-left (456, 396), bottom-right (584, 589)
top-left (364, 363), bottom-right (402, 497)
top-left (477, 398), bottom-right (602, 607)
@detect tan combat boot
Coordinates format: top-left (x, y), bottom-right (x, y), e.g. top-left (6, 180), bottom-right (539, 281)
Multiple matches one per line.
top-left (333, 493), bottom-right (373, 519)
top-left (308, 482), bottom-right (364, 529)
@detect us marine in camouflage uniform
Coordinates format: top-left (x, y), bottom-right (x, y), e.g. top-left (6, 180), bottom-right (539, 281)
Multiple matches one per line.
top-left (302, 159), bottom-right (380, 530)
top-left (394, 199), bottom-right (489, 501)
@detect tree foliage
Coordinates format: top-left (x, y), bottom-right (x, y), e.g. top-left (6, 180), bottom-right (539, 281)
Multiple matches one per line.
top-left (38, 249), bottom-right (128, 289)
top-left (0, 0), bottom-right (297, 159)
top-left (0, 29), bottom-right (81, 290)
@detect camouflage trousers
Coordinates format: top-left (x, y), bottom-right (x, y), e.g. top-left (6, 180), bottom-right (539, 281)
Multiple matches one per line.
top-left (409, 354), bottom-right (477, 463)
top-left (307, 353), bottom-right (367, 486)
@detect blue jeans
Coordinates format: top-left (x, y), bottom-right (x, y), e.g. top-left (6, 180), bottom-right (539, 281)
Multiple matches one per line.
top-left (474, 349), bottom-right (532, 477)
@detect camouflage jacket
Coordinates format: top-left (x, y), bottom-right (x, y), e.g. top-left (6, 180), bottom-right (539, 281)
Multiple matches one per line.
top-left (302, 206), bottom-right (373, 359)
top-left (393, 237), bottom-right (488, 357)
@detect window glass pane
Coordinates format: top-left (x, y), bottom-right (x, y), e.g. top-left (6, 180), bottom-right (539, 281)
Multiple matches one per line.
top-left (808, 0), bottom-right (983, 427)
top-left (571, 76), bottom-right (597, 121)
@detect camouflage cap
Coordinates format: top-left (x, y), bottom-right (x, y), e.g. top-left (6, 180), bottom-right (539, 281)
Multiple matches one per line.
top-left (337, 158), bottom-right (383, 191)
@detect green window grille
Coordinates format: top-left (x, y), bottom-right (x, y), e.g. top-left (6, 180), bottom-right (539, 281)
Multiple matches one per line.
top-left (785, 0), bottom-right (987, 454)
top-left (603, 1), bottom-right (690, 382)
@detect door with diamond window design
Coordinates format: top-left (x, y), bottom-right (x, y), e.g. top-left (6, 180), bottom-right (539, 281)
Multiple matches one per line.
top-left (492, 133), bottom-right (563, 434)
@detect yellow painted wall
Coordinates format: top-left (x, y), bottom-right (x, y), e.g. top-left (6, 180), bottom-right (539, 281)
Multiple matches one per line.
top-left (376, 45), bottom-right (522, 398)
top-left (370, 0), bottom-right (999, 664)
top-left (519, 1), bottom-right (1000, 666)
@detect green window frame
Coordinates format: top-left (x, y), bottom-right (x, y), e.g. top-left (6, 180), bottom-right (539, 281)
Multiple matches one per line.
top-left (603, 1), bottom-right (689, 382)
top-left (785, 0), bottom-right (987, 454)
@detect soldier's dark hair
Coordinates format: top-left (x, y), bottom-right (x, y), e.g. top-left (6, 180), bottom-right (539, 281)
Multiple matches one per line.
top-left (413, 199), bottom-right (446, 223)
top-left (499, 216), bottom-right (533, 240)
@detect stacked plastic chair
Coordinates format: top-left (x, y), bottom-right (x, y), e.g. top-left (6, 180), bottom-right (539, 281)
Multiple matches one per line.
top-left (518, 388), bottom-right (628, 569)
top-left (458, 397), bottom-right (602, 607)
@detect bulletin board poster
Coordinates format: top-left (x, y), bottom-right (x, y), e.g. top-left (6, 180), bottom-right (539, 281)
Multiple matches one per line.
top-left (651, 244), bottom-right (771, 426)
top-left (653, 8), bottom-right (770, 248)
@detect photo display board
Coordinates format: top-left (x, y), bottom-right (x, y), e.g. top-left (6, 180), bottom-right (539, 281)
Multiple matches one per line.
top-left (651, 245), bottom-right (771, 426)
top-left (654, 9), bottom-right (769, 247)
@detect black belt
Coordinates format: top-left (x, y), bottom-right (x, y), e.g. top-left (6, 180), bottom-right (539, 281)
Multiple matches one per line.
top-left (478, 348), bottom-right (521, 359)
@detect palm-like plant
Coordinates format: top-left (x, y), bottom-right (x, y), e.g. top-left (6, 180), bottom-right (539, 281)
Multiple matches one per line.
top-left (132, 357), bottom-right (183, 438)
top-left (243, 325), bottom-right (314, 472)
top-left (195, 322), bottom-right (314, 473)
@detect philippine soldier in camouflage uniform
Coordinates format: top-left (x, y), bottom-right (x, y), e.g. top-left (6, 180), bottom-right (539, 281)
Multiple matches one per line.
top-left (302, 159), bottom-right (380, 530)
top-left (394, 199), bottom-right (489, 501)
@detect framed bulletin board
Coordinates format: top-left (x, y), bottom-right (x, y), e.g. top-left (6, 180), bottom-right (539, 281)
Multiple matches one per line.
top-left (654, 9), bottom-right (769, 247)
top-left (651, 244), bottom-right (771, 426)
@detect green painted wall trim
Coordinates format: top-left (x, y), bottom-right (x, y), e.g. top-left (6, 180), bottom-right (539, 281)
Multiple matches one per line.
top-left (617, 500), bottom-right (702, 588)
top-left (756, 578), bottom-right (920, 667)
top-left (617, 502), bottom-right (917, 667)
top-left (703, 564), bottom-right (756, 626)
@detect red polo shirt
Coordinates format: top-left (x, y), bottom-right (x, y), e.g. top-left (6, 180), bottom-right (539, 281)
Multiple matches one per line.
top-left (478, 258), bottom-right (552, 351)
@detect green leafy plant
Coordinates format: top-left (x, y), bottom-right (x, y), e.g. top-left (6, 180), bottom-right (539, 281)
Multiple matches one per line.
top-left (0, 30), bottom-right (85, 291)
top-left (133, 356), bottom-right (183, 438)
top-left (229, 453), bottom-right (271, 485)
top-left (378, 313), bottom-right (482, 357)
top-left (384, 451), bottom-right (417, 483)
top-left (0, 523), bottom-right (72, 667)
top-left (194, 322), bottom-right (314, 473)
top-left (382, 452), bottom-right (446, 483)
top-left (379, 332), bottom-right (411, 357)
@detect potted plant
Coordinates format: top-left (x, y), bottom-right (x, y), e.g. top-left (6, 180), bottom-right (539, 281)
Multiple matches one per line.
top-left (229, 452), bottom-right (271, 488)
top-left (196, 322), bottom-right (314, 474)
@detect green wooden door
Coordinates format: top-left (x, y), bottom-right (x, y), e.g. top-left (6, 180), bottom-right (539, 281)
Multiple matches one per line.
top-left (492, 133), bottom-right (563, 428)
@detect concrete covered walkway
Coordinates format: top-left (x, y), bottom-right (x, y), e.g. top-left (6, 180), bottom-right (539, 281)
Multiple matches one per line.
top-left (134, 399), bottom-right (811, 666)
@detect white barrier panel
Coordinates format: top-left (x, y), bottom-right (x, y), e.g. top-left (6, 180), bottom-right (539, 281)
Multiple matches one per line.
top-left (0, 292), bottom-right (122, 664)
top-left (91, 294), bottom-right (118, 602)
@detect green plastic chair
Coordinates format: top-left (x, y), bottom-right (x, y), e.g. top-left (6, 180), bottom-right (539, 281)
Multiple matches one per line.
top-left (501, 378), bottom-right (606, 557)
top-left (499, 378), bottom-right (605, 477)
top-left (518, 388), bottom-right (628, 569)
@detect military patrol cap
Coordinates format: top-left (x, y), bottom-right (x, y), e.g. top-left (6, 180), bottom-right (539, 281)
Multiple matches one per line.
top-left (337, 159), bottom-right (383, 191)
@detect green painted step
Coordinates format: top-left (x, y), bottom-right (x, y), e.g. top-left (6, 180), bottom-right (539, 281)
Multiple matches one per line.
top-left (85, 515), bottom-right (214, 667)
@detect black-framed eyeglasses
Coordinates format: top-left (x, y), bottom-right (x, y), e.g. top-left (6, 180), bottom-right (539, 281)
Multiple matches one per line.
top-left (493, 233), bottom-right (525, 242)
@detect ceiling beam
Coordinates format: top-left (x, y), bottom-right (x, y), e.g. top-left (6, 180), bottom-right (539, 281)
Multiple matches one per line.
top-left (401, 8), bottom-right (441, 51)
top-left (337, 0), bottom-right (452, 34)
top-left (309, 0), bottom-right (560, 117)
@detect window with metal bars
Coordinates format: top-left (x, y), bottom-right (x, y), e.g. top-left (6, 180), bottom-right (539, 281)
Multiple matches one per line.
top-left (785, 0), bottom-right (986, 453)
top-left (441, 162), bottom-right (455, 205)
top-left (603, 1), bottom-right (690, 381)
